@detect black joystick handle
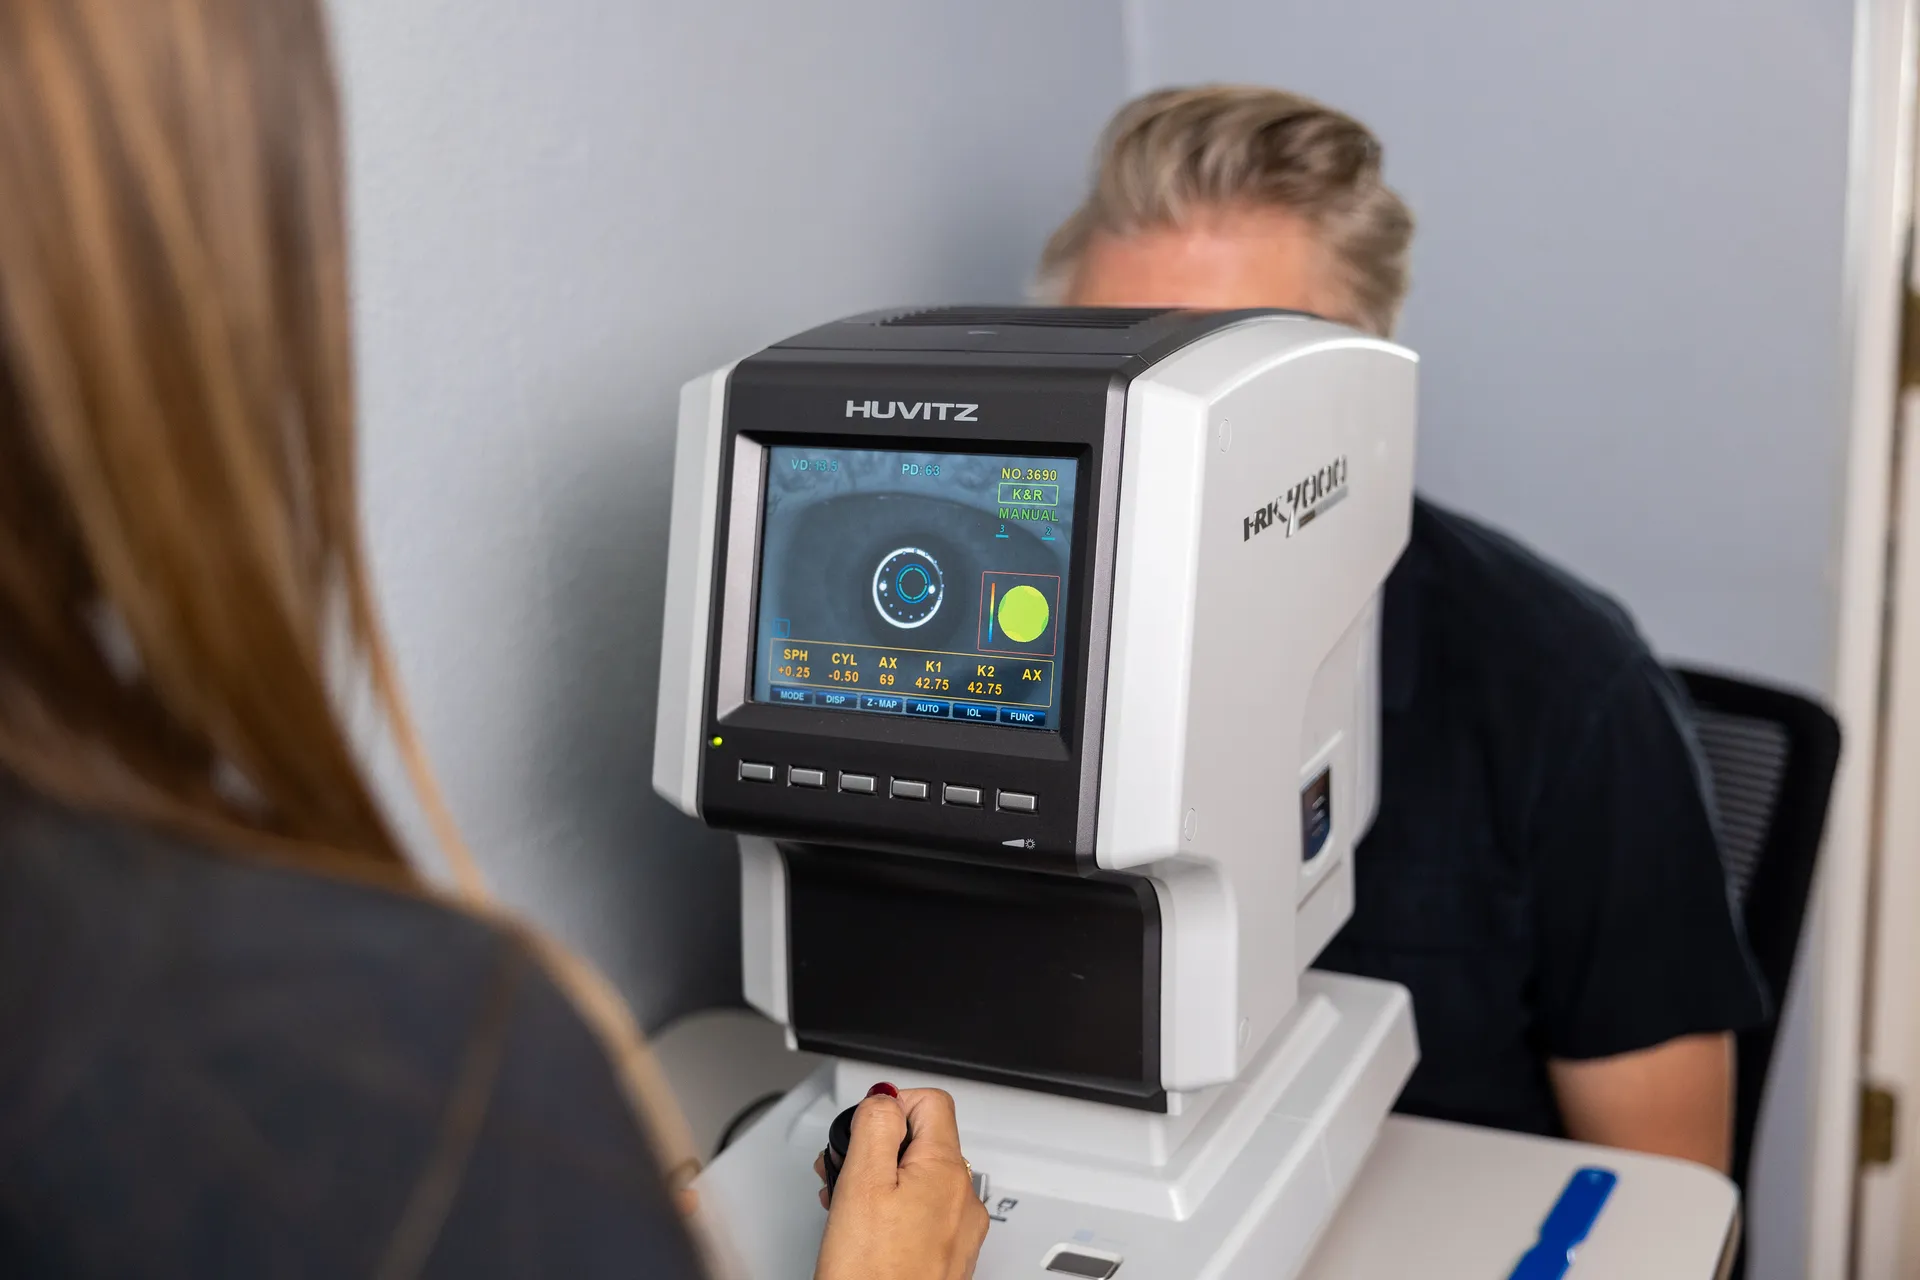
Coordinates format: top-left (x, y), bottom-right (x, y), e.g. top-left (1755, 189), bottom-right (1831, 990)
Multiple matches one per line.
top-left (822, 1102), bottom-right (912, 1203)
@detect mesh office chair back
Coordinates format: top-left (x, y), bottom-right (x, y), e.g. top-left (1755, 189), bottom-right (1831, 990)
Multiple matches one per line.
top-left (1672, 667), bottom-right (1842, 1272)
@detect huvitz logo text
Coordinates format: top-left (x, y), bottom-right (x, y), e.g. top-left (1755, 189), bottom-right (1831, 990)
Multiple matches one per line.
top-left (846, 400), bottom-right (979, 422)
top-left (1244, 456), bottom-right (1350, 542)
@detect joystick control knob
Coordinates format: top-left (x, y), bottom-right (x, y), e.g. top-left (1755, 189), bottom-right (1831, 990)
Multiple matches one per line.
top-left (821, 1100), bottom-right (912, 1202)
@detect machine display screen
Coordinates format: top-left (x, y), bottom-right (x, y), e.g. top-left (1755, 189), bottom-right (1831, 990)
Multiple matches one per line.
top-left (753, 445), bottom-right (1080, 731)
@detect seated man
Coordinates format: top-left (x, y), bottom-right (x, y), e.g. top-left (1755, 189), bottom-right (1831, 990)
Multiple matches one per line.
top-left (1040, 85), bottom-right (1767, 1169)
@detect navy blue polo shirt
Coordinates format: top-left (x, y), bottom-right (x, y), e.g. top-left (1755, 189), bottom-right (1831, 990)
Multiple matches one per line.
top-left (1318, 498), bottom-right (1768, 1138)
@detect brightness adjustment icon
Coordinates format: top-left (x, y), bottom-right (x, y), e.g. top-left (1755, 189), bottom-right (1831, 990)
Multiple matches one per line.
top-left (873, 546), bottom-right (945, 629)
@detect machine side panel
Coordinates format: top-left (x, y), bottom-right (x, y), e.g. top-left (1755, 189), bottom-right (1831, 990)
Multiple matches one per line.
top-left (1152, 861), bottom-right (1240, 1089)
top-left (739, 835), bottom-right (789, 1023)
top-left (1095, 379), bottom-right (1209, 865)
top-left (652, 363), bottom-right (738, 815)
top-left (1097, 318), bottom-right (1416, 1087)
top-left (1185, 337), bottom-right (1416, 1075)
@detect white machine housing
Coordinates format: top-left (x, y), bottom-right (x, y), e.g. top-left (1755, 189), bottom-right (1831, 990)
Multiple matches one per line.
top-left (654, 308), bottom-right (1419, 1279)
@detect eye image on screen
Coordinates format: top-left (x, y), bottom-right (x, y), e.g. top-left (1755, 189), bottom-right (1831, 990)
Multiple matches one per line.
top-left (752, 446), bottom-right (1079, 731)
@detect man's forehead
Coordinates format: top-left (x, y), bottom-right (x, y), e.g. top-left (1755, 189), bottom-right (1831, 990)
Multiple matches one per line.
top-left (1064, 210), bottom-right (1340, 313)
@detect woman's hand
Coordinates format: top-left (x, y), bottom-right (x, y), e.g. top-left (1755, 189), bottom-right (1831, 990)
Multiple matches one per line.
top-left (814, 1086), bottom-right (989, 1280)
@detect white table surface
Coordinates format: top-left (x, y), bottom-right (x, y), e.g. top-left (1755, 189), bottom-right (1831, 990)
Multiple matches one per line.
top-left (1304, 1115), bottom-right (1738, 1279)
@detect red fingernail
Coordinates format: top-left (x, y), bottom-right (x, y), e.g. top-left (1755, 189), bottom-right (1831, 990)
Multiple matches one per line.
top-left (866, 1082), bottom-right (899, 1099)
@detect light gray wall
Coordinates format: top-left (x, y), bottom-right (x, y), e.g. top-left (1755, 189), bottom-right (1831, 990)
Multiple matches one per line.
top-left (330, 0), bottom-right (1124, 1030)
top-left (1130, 3), bottom-right (1857, 1277)
top-left (331, 1), bottom-right (1855, 1270)
top-left (1133, 0), bottom-right (1856, 691)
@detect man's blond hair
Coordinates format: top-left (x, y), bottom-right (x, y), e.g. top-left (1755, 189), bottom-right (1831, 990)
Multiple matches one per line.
top-left (1040, 85), bottom-right (1415, 337)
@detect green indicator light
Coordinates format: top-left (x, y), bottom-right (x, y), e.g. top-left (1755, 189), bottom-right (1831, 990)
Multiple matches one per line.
top-left (710, 736), bottom-right (723, 748)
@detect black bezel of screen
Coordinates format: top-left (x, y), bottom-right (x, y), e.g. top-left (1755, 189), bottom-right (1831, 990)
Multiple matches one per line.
top-left (698, 353), bottom-right (1125, 870)
top-left (749, 442), bottom-right (1081, 732)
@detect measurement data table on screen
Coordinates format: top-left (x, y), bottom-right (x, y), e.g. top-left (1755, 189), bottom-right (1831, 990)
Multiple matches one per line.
top-left (766, 640), bottom-right (1053, 728)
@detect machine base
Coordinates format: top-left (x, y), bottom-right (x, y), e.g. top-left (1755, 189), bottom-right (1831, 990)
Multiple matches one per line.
top-left (694, 971), bottom-right (1416, 1280)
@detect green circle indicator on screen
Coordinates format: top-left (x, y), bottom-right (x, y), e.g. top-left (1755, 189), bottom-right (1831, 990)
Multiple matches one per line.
top-left (997, 584), bottom-right (1051, 644)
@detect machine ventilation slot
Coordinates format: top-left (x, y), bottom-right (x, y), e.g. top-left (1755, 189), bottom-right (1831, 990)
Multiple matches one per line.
top-left (879, 306), bottom-right (1174, 330)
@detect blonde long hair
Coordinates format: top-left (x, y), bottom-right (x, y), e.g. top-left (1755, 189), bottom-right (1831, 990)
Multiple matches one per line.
top-left (0, 0), bottom-right (703, 1253)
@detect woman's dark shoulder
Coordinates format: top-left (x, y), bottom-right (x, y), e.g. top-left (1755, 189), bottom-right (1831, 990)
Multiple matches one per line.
top-left (0, 783), bottom-right (701, 1279)
top-left (0, 780), bottom-right (523, 1088)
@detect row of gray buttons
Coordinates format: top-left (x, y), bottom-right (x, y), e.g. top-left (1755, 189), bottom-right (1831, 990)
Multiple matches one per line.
top-left (738, 761), bottom-right (1034, 813)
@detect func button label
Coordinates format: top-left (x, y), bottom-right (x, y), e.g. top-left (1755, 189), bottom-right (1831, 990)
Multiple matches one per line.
top-left (999, 707), bottom-right (1045, 727)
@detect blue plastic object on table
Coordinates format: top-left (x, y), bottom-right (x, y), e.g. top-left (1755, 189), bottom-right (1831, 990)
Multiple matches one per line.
top-left (1507, 1167), bottom-right (1619, 1280)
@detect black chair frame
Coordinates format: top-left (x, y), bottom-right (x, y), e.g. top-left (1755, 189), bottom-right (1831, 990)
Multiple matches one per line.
top-left (1672, 667), bottom-right (1842, 1229)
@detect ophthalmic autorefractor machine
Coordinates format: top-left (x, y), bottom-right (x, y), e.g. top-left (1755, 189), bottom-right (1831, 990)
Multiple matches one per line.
top-left (654, 306), bottom-right (1419, 1279)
